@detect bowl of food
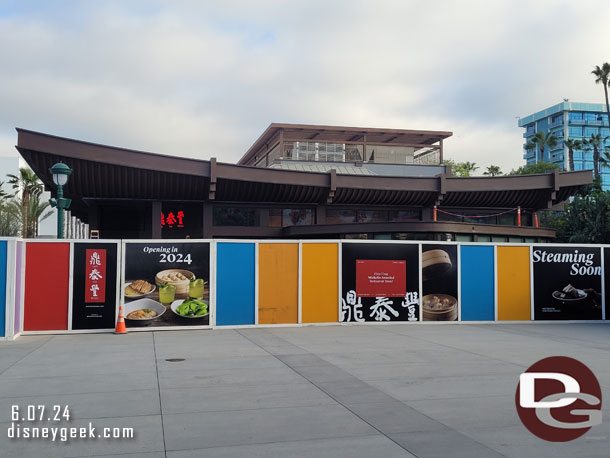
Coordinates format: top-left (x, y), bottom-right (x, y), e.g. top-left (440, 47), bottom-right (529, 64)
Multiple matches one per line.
top-left (124, 280), bottom-right (155, 298)
top-left (422, 294), bottom-right (457, 321)
top-left (123, 298), bottom-right (166, 325)
top-left (552, 284), bottom-right (587, 303)
top-left (171, 299), bottom-right (209, 319)
top-left (155, 269), bottom-right (194, 294)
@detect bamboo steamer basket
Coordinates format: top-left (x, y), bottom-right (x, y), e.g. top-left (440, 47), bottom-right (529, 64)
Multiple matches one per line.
top-left (155, 269), bottom-right (194, 294)
top-left (422, 249), bottom-right (452, 281)
top-left (422, 294), bottom-right (458, 321)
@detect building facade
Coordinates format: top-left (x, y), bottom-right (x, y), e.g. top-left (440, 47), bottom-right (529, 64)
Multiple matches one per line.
top-left (16, 125), bottom-right (592, 243)
top-left (519, 101), bottom-right (610, 188)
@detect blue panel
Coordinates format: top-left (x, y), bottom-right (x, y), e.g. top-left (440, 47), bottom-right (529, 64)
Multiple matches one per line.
top-left (460, 245), bottom-right (495, 321)
top-left (0, 241), bottom-right (7, 337)
top-left (216, 243), bottom-right (255, 326)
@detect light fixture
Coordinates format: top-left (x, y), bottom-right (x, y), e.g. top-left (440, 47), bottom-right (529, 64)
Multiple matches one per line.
top-left (50, 162), bottom-right (72, 186)
top-left (49, 162), bottom-right (72, 239)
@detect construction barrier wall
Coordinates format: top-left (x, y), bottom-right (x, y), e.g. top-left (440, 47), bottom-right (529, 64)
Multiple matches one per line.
top-left (2, 239), bottom-right (609, 338)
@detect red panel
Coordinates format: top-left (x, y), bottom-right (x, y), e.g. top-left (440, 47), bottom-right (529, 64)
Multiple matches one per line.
top-left (24, 243), bottom-right (70, 331)
top-left (356, 259), bottom-right (406, 297)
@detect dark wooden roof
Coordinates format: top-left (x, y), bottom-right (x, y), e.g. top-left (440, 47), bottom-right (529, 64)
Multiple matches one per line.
top-left (16, 128), bottom-right (592, 222)
top-left (238, 123), bottom-right (453, 165)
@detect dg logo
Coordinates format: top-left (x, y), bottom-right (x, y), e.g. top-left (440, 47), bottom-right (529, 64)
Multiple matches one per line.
top-left (515, 356), bottom-right (603, 442)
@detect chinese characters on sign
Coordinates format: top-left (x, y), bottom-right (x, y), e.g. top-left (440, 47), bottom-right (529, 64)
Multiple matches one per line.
top-left (161, 211), bottom-right (185, 228)
top-left (341, 290), bottom-right (419, 322)
top-left (85, 249), bottom-right (106, 303)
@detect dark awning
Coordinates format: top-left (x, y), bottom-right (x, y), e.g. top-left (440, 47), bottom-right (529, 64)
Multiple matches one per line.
top-left (16, 128), bottom-right (592, 222)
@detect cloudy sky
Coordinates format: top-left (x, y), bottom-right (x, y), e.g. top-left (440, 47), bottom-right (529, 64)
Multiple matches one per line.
top-left (0, 0), bottom-right (609, 174)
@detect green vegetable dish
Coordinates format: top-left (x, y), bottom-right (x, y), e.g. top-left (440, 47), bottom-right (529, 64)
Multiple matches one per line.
top-left (176, 299), bottom-right (208, 317)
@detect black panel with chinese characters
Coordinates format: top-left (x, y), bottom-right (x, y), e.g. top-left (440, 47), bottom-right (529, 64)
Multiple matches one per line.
top-left (72, 243), bottom-right (118, 330)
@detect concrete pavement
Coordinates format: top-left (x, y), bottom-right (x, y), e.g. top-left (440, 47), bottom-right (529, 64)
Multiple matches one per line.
top-left (1, 323), bottom-right (609, 457)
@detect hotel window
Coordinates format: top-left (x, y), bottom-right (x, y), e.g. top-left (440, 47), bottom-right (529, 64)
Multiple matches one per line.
top-left (569, 127), bottom-right (583, 136)
top-left (569, 112), bottom-right (583, 121)
top-left (526, 124), bottom-right (535, 135)
top-left (584, 127), bottom-right (599, 137)
top-left (551, 114), bottom-right (563, 124)
top-left (584, 113), bottom-right (598, 122)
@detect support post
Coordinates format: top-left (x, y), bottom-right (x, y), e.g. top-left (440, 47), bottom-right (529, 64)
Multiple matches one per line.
top-left (433, 205), bottom-right (437, 222)
top-left (517, 206), bottom-right (521, 227)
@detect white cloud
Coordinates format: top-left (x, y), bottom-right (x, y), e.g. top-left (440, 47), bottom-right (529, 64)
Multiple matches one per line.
top-left (0, 0), bottom-right (609, 173)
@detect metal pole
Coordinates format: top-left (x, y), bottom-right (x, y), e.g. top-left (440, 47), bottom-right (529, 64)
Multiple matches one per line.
top-left (517, 206), bottom-right (521, 227)
top-left (57, 185), bottom-right (64, 239)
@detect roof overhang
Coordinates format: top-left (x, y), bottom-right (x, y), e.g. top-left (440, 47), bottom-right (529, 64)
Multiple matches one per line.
top-left (16, 128), bottom-right (592, 223)
top-left (238, 123), bottom-right (453, 165)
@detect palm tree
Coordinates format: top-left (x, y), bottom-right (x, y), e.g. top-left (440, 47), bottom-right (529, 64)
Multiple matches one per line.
top-left (563, 139), bottom-right (582, 172)
top-left (483, 165), bottom-right (503, 176)
top-left (454, 161), bottom-right (478, 177)
top-left (526, 131), bottom-right (558, 163)
top-left (583, 133), bottom-right (608, 181)
top-left (7, 168), bottom-right (44, 238)
top-left (7, 194), bottom-right (53, 238)
top-left (592, 63), bottom-right (610, 127)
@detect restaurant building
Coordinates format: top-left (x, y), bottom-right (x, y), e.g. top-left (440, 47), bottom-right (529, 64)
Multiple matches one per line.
top-left (16, 124), bottom-right (592, 242)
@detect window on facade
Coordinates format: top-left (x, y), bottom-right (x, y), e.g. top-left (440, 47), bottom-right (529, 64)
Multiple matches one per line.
top-left (584, 113), bottom-right (598, 122)
top-left (213, 207), bottom-right (259, 226)
top-left (526, 124), bottom-right (535, 135)
top-left (282, 209), bottom-right (314, 226)
top-left (345, 144), bottom-right (363, 161)
top-left (569, 112), bottom-right (583, 121)
top-left (357, 210), bottom-right (388, 223)
top-left (318, 143), bottom-right (345, 163)
top-left (498, 213), bottom-right (517, 226)
top-left (551, 114), bottom-right (563, 124)
top-left (389, 210), bottom-right (420, 221)
top-left (569, 127), bottom-right (583, 136)
top-left (455, 234), bottom-right (473, 242)
top-left (326, 209), bottom-right (357, 224)
top-left (343, 233), bottom-right (369, 239)
top-left (584, 127), bottom-right (599, 137)
top-left (367, 145), bottom-right (414, 164)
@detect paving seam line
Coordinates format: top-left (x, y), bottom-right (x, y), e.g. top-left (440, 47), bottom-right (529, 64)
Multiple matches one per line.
top-left (236, 328), bottom-right (510, 458)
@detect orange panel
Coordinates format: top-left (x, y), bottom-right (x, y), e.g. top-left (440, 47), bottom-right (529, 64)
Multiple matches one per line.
top-left (497, 246), bottom-right (531, 321)
top-left (258, 243), bottom-right (298, 324)
top-left (302, 244), bottom-right (338, 323)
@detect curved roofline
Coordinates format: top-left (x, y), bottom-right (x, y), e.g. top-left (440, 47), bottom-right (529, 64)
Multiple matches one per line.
top-left (15, 128), bottom-right (592, 219)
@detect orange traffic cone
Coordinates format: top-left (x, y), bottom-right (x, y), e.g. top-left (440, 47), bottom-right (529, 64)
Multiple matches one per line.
top-left (115, 305), bottom-right (127, 334)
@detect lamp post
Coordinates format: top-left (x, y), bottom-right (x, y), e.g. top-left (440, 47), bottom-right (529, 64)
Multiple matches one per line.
top-left (49, 163), bottom-right (72, 239)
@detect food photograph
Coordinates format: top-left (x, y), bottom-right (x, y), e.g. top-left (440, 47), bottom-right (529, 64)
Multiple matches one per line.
top-left (533, 246), bottom-right (602, 320)
top-left (123, 242), bottom-right (211, 327)
top-left (421, 244), bottom-right (459, 321)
